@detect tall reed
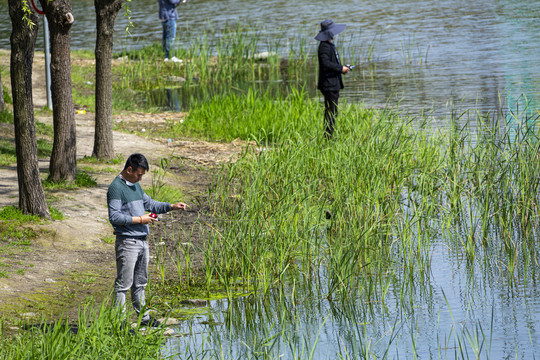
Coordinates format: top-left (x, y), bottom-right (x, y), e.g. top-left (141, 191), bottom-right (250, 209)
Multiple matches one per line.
top-left (177, 88), bottom-right (540, 306)
top-left (158, 89), bottom-right (540, 358)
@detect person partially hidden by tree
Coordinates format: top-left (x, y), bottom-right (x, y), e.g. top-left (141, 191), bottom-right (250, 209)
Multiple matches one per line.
top-left (107, 153), bottom-right (187, 328)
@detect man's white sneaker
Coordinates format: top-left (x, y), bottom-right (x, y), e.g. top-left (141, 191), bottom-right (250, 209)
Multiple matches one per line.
top-left (171, 56), bottom-right (183, 63)
top-left (164, 58), bottom-right (169, 62)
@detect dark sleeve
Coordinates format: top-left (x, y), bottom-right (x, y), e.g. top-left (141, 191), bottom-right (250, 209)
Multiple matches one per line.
top-left (318, 43), bottom-right (342, 74)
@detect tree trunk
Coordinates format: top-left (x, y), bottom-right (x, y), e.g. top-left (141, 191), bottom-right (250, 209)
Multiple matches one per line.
top-left (39, 0), bottom-right (76, 182)
top-left (0, 72), bottom-right (4, 111)
top-left (93, 0), bottom-right (123, 160)
top-left (8, 0), bottom-right (51, 219)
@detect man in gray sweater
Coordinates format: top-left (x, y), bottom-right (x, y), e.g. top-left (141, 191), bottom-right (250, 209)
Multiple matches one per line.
top-left (107, 153), bottom-right (186, 327)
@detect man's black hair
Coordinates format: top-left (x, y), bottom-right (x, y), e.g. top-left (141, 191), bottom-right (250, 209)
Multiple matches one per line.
top-left (123, 153), bottom-right (149, 171)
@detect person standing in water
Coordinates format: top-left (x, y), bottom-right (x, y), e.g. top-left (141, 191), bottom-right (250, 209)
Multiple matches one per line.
top-left (315, 19), bottom-right (350, 139)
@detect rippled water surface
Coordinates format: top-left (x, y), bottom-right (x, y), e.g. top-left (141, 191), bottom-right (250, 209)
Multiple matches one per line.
top-left (163, 240), bottom-right (540, 358)
top-left (1, 0), bottom-right (539, 116)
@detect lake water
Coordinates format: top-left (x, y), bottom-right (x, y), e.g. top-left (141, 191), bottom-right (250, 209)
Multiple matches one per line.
top-left (1, 0), bottom-right (539, 118)
top-left (162, 241), bottom-right (540, 358)
top-left (2, 0), bottom-right (540, 358)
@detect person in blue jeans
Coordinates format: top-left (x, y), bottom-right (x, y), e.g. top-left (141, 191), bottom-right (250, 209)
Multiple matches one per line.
top-left (107, 153), bottom-right (187, 328)
top-left (158, 0), bottom-right (185, 63)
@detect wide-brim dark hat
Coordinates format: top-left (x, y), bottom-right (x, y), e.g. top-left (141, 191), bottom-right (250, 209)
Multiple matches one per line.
top-left (315, 19), bottom-right (346, 41)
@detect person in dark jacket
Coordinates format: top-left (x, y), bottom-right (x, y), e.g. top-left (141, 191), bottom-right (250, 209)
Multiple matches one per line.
top-left (158, 0), bottom-right (184, 62)
top-left (316, 19), bottom-right (350, 139)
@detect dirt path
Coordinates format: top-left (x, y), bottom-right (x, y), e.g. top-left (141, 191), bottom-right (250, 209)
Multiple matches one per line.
top-left (0, 50), bottom-right (243, 323)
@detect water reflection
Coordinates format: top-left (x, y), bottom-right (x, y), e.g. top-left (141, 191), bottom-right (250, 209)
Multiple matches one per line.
top-left (165, 237), bottom-right (540, 358)
top-left (146, 88), bottom-right (181, 112)
top-left (166, 89), bottom-right (180, 112)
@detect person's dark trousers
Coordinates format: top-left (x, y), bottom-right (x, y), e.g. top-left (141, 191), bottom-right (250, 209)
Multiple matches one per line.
top-left (321, 90), bottom-right (340, 139)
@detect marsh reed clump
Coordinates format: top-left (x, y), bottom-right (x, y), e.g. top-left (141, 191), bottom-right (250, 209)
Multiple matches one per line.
top-left (111, 24), bottom-right (313, 112)
top-left (171, 89), bottom-right (540, 304)
top-left (155, 92), bottom-right (539, 357)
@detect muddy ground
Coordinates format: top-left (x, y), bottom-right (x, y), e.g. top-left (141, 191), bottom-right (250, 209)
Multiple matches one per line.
top-left (0, 50), bottom-right (244, 325)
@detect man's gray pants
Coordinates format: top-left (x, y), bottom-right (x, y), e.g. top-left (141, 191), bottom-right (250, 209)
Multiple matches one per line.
top-left (114, 238), bottom-right (150, 321)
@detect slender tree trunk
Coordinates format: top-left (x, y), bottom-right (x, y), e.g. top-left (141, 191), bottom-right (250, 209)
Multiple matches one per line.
top-left (0, 72), bottom-right (4, 111)
top-left (93, 0), bottom-right (123, 159)
top-left (9, 0), bottom-right (51, 219)
top-left (39, 0), bottom-right (76, 182)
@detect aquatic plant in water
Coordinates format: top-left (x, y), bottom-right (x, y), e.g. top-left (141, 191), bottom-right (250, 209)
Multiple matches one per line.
top-left (164, 89), bottom-right (540, 358)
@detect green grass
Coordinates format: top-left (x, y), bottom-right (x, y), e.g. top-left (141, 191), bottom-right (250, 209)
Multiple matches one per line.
top-left (148, 91), bottom-right (539, 358)
top-left (77, 165), bottom-right (95, 173)
top-left (68, 270), bottom-right (98, 285)
top-left (0, 110), bottom-right (13, 124)
top-left (115, 42), bottom-right (163, 61)
top-left (71, 49), bottom-right (96, 59)
top-left (0, 301), bottom-right (167, 359)
top-left (42, 170), bottom-right (98, 190)
top-left (0, 115), bottom-right (53, 166)
top-left (0, 109), bottom-right (52, 139)
top-left (35, 107), bottom-right (53, 118)
top-left (37, 138), bottom-right (53, 157)
top-left (162, 87), bottom-right (316, 142)
top-left (0, 206), bottom-right (63, 246)
top-left (141, 158), bottom-right (186, 204)
top-left (101, 235), bottom-right (115, 244)
top-left (105, 24), bottom-right (315, 112)
top-left (71, 69), bottom-right (95, 112)
top-left (100, 166), bottom-right (120, 174)
top-left (146, 183), bottom-right (185, 204)
top-left (2, 82), bottom-right (12, 105)
top-left (0, 138), bottom-right (52, 165)
top-left (0, 139), bottom-right (16, 161)
top-left (0, 206), bottom-right (43, 223)
top-left (49, 207), bottom-right (64, 221)
top-left (79, 153), bottom-right (124, 165)
top-left (0, 152), bottom-right (15, 166)
top-left (205, 100), bottom-right (430, 294)
top-left (69, 50), bottom-right (100, 111)
top-left (64, 24), bottom-right (365, 114)
top-left (0, 154), bottom-right (13, 166)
